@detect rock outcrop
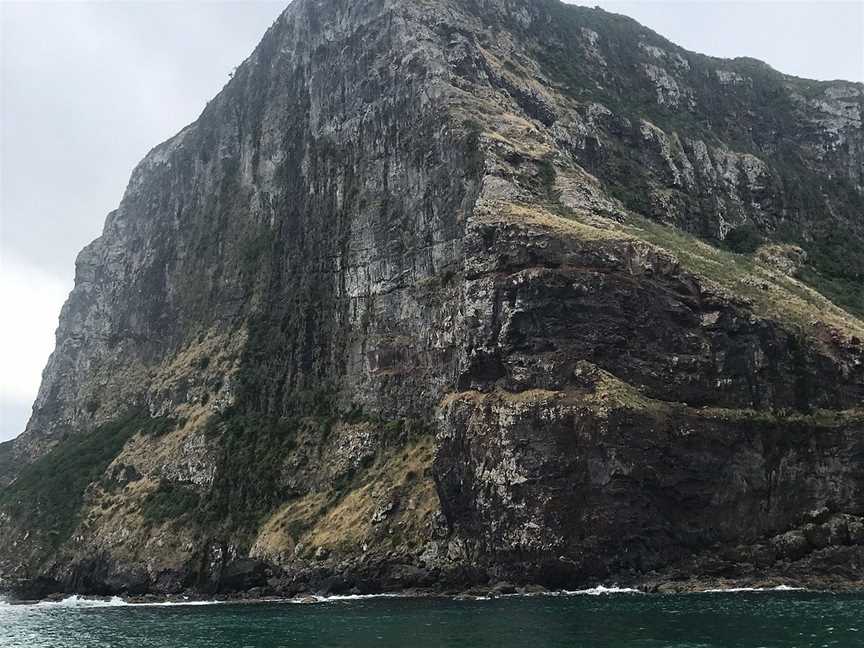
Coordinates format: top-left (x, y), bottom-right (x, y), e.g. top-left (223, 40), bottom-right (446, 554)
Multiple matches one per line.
top-left (1, 0), bottom-right (862, 598)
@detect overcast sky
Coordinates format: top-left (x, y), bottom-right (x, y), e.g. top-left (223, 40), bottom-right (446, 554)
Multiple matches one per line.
top-left (1, 1), bottom-right (862, 443)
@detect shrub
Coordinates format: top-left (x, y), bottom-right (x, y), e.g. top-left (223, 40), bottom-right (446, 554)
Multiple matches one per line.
top-left (0, 415), bottom-right (168, 548)
top-left (142, 481), bottom-right (200, 524)
top-left (199, 412), bottom-right (302, 532)
top-left (723, 223), bottom-right (764, 254)
top-left (463, 119), bottom-right (484, 178)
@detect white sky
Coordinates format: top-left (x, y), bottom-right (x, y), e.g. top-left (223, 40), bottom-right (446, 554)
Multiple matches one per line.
top-left (0, 0), bottom-right (862, 442)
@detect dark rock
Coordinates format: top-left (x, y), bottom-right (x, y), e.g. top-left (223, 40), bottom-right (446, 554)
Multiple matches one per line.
top-left (825, 517), bottom-right (851, 546)
top-left (771, 531), bottom-right (811, 562)
top-left (316, 575), bottom-right (350, 596)
top-left (385, 565), bottom-right (434, 589)
top-left (490, 581), bottom-right (516, 596)
top-left (803, 524), bottom-right (831, 550)
top-left (521, 584), bottom-right (548, 595)
top-left (104, 566), bottom-right (150, 596)
top-left (9, 576), bottom-right (63, 601)
top-left (848, 518), bottom-right (864, 545)
top-left (804, 507), bottom-right (833, 524)
top-left (217, 560), bottom-right (270, 593)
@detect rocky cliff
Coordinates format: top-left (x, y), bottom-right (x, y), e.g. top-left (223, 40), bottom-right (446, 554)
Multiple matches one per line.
top-left (2, 0), bottom-right (863, 598)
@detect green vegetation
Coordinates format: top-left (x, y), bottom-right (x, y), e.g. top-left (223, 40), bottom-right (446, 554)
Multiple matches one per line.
top-left (697, 405), bottom-right (864, 427)
top-left (139, 417), bottom-right (180, 438)
top-left (574, 360), bottom-right (863, 427)
top-left (196, 405), bottom-right (433, 543)
top-left (805, 224), bottom-right (864, 286)
top-left (200, 412), bottom-right (302, 533)
top-left (463, 119), bottom-right (484, 178)
top-left (769, 174), bottom-right (864, 318)
top-left (142, 481), bottom-right (200, 524)
top-left (527, 0), bottom-right (864, 320)
top-left (0, 440), bottom-right (14, 483)
top-left (249, 420), bottom-right (437, 560)
top-left (239, 229), bottom-right (270, 279)
top-left (234, 294), bottom-right (345, 415)
top-left (0, 415), bottom-right (175, 548)
top-left (537, 156), bottom-right (561, 202)
top-left (797, 267), bottom-right (864, 320)
top-left (533, 0), bottom-right (802, 150)
top-left (794, 226), bottom-right (864, 319)
top-left (722, 223), bottom-right (764, 254)
top-left (621, 213), bottom-right (864, 338)
top-left (506, 200), bottom-right (862, 337)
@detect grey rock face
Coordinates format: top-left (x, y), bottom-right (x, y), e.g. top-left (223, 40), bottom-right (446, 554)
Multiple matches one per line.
top-left (1, 0), bottom-right (862, 596)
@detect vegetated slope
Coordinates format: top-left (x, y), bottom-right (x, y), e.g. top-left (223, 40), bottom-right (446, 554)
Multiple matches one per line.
top-left (1, 0), bottom-right (862, 598)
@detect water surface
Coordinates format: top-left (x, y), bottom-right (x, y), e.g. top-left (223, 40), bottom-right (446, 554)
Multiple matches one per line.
top-left (1, 589), bottom-right (861, 647)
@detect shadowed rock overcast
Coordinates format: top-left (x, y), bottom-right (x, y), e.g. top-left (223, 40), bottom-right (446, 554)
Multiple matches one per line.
top-left (0, 0), bottom-right (861, 442)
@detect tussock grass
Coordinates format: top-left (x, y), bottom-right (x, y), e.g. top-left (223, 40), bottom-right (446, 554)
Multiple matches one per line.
top-left (441, 360), bottom-right (864, 428)
top-left (491, 199), bottom-right (864, 342)
top-left (251, 434), bottom-right (438, 561)
top-left (623, 214), bottom-right (864, 340)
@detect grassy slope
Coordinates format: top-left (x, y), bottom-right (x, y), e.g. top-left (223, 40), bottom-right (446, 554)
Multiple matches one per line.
top-left (622, 214), bottom-right (864, 340)
top-left (528, 0), bottom-right (864, 318)
top-left (0, 416), bottom-right (175, 550)
top-left (500, 200), bottom-right (864, 342)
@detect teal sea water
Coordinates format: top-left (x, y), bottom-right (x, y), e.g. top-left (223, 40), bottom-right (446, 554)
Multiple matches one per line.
top-left (1, 589), bottom-right (862, 647)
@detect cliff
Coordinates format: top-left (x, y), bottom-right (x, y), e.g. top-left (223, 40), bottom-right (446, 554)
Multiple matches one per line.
top-left (1, 0), bottom-right (862, 598)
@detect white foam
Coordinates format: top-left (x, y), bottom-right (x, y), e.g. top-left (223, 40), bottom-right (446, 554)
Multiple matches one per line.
top-left (297, 586), bottom-right (644, 603)
top-left (0, 583), bottom-right (810, 610)
top-left (701, 585), bottom-right (805, 593)
top-left (496, 585), bottom-right (643, 599)
top-left (133, 599), bottom-right (225, 607)
top-left (567, 585), bottom-right (643, 596)
top-left (34, 595), bottom-right (129, 608)
top-left (0, 595), bottom-right (229, 611)
top-left (289, 593), bottom-right (408, 604)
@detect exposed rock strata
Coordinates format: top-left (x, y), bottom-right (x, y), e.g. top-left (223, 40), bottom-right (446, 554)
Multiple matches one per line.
top-left (1, 0), bottom-right (862, 598)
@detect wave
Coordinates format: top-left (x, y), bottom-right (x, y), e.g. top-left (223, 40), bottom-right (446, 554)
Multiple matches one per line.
top-left (499, 585), bottom-right (643, 598)
top-left (134, 599), bottom-right (227, 607)
top-left (288, 593), bottom-right (410, 604)
top-left (701, 585), bottom-right (805, 594)
top-left (0, 595), bottom-right (228, 611)
top-left (564, 585), bottom-right (643, 596)
top-left (0, 593), bottom-right (410, 610)
top-left (0, 595), bottom-right (127, 612)
top-left (0, 583), bottom-right (813, 611)
top-left (35, 596), bottom-right (129, 609)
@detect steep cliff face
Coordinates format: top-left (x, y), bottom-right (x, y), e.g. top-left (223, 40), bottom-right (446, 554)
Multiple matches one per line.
top-left (1, 0), bottom-right (862, 597)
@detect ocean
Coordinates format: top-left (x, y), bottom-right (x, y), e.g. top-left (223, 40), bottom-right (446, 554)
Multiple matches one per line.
top-left (1, 588), bottom-right (861, 647)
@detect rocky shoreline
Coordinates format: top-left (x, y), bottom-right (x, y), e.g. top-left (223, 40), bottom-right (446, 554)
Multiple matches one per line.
top-left (4, 562), bottom-right (863, 605)
top-left (6, 507), bottom-right (862, 603)
top-left (4, 577), bottom-right (863, 608)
